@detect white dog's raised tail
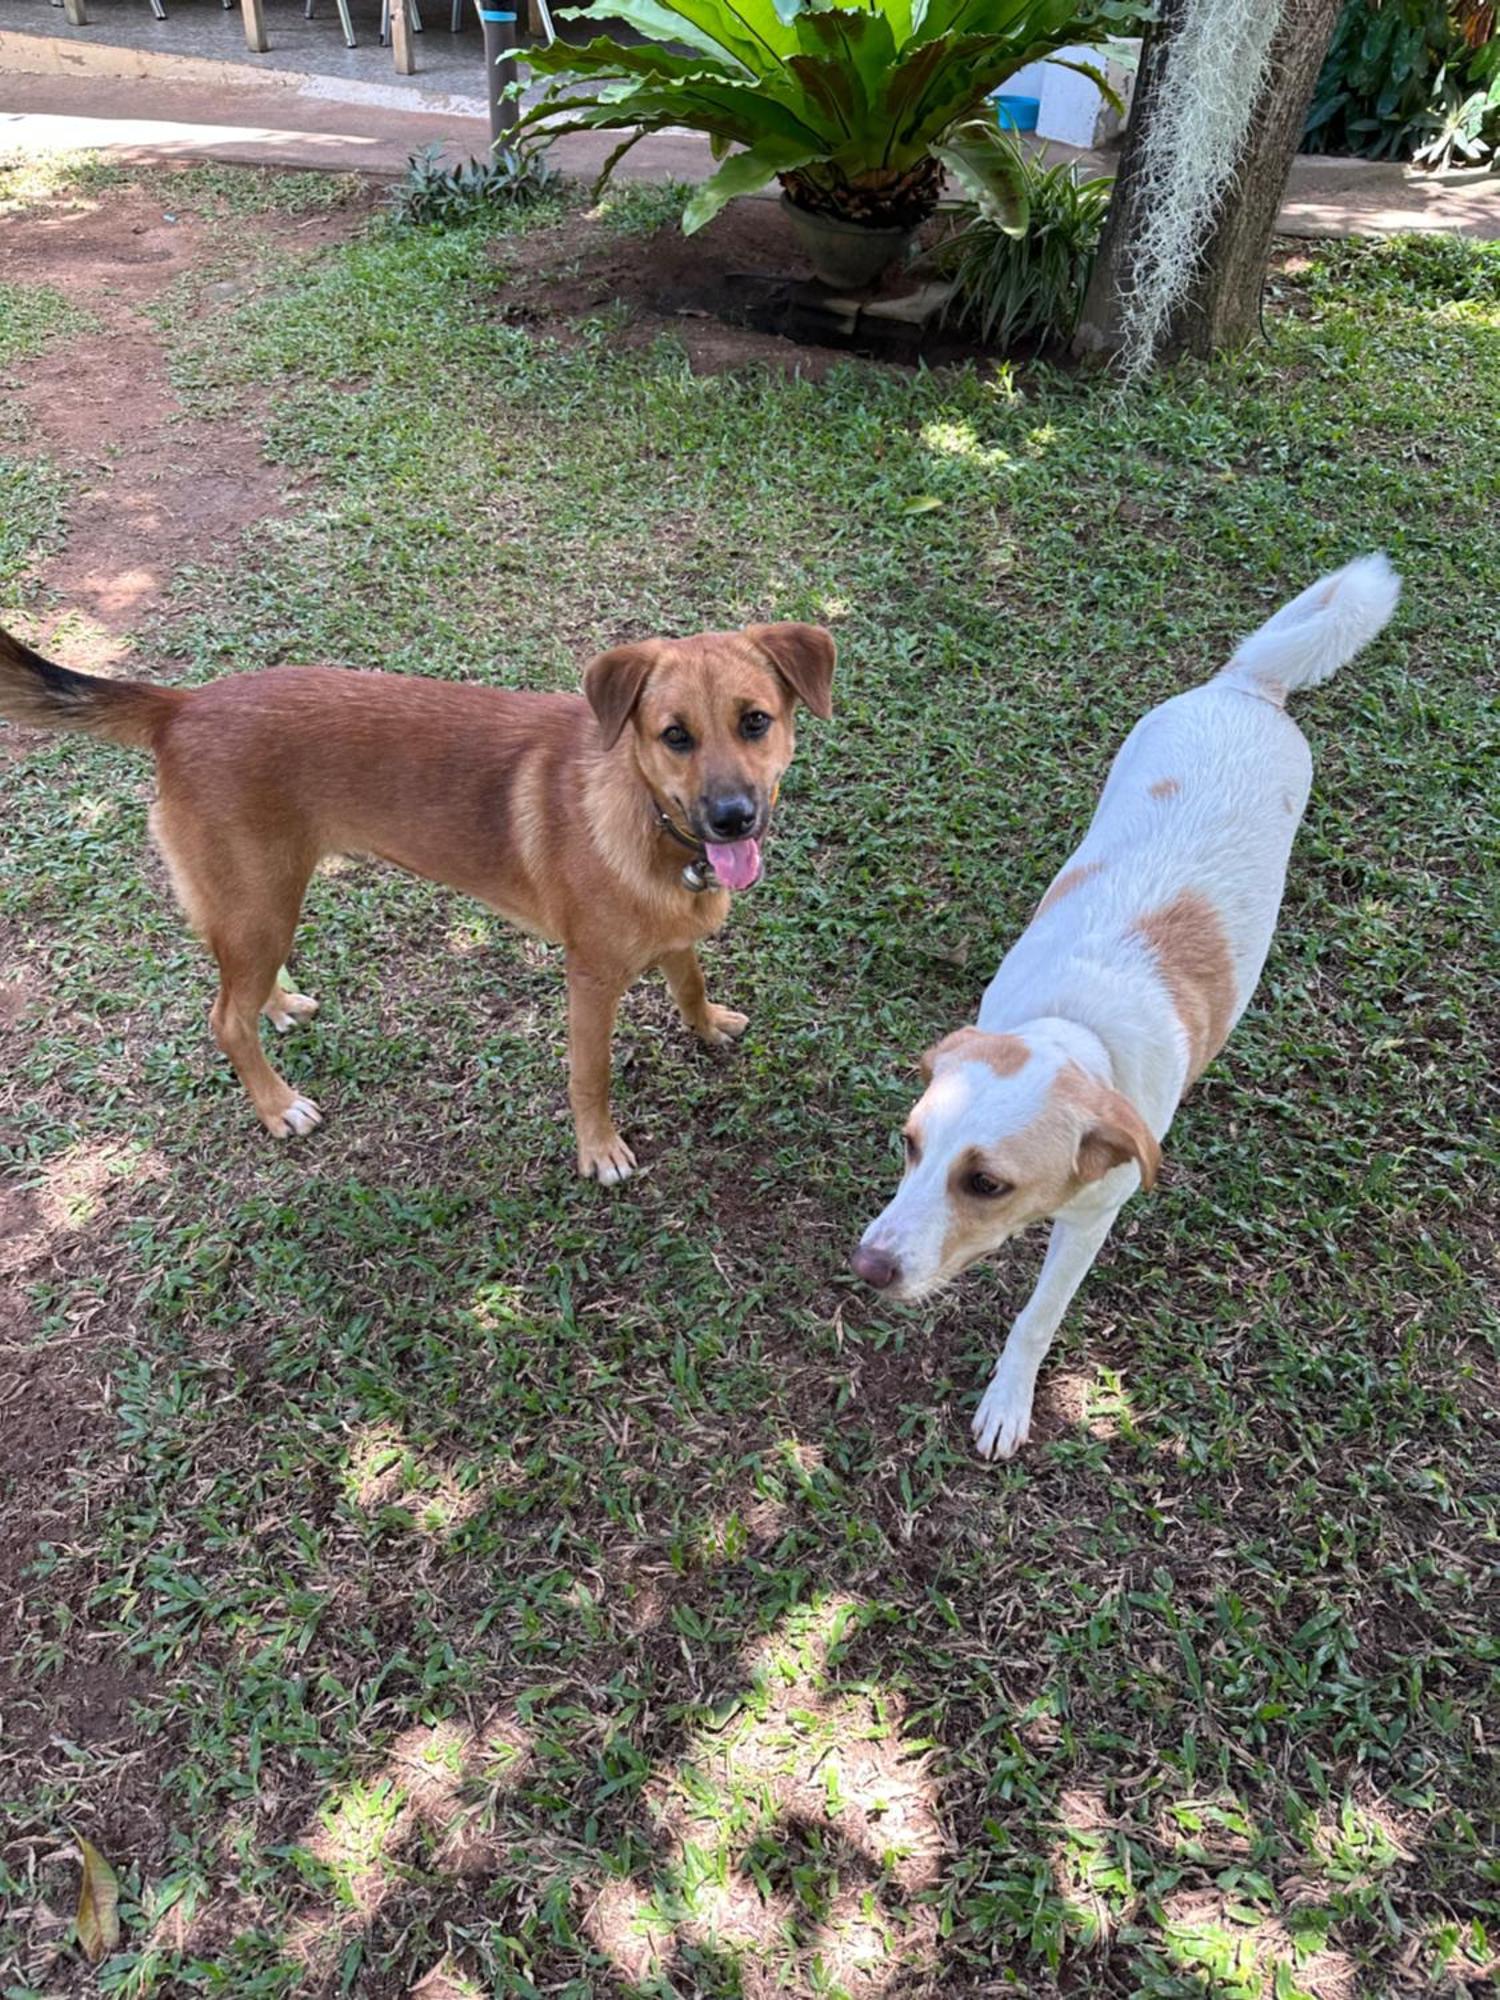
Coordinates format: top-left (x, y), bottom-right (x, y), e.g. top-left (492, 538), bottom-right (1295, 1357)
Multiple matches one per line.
top-left (1220, 552), bottom-right (1401, 701)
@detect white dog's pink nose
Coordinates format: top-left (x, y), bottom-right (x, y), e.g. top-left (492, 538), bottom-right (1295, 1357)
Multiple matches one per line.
top-left (851, 1243), bottom-right (901, 1290)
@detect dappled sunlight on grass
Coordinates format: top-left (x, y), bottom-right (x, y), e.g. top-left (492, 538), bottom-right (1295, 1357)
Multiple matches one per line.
top-left (581, 1595), bottom-right (944, 1992)
top-left (340, 1423), bottom-right (488, 1539)
top-left (1307, 1793), bottom-right (1411, 1884)
top-left (916, 417), bottom-right (1017, 472)
top-left (280, 1712), bottom-right (533, 1979)
top-left (0, 150), bottom-right (126, 219)
top-left (5, 606), bottom-right (133, 674)
top-left (1, 1136), bottom-right (166, 1276)
top-left (1039, 1364), bottom-right (1138, 1444)
top-left (42, 1138), bottom-right (165, 1232)
top-left (444, 915), bottom-right (496, 958)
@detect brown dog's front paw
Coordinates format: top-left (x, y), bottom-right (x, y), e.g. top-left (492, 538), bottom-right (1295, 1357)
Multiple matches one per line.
top-left (578, 1131), bottom-right (637, 1186)
top-left (264, 1093), bottom-right (323, 1139)
top-left (698, 1005), bottom-right (749, 1049)
top-left (264, 989), bottom-right (320, 1034)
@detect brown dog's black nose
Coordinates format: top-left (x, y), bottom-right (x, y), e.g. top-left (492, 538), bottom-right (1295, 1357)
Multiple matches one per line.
top-left (851, 1243), bottom-right (901, 1290)
top-left (705, 794), bottom-right (757, 840)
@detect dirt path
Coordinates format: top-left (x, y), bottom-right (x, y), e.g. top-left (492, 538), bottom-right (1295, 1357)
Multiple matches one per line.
top-left (0, 175), bottom-right (376, 1886)
top-left (2, 177), bottom-right (371, 662)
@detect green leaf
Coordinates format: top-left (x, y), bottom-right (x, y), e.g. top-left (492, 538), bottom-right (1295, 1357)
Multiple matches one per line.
top-left (1045, 55), bottom-right (1125, 119)
top-left (75, 1836), bottom-right (121, 1965)
top-left (552, 0), bottom-right (754, 64)
top-left (902, 494), bottom-right (945, 513)
top-left (682, 139), bottom-right (817, 232)
top-left (526, 35), bottom-right (742, 82)
top-left (931, 120), bottom-right (1030, 234)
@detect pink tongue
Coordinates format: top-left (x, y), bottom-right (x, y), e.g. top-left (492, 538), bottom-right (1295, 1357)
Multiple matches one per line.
top-left (705, 838), bottom-right (762, 890)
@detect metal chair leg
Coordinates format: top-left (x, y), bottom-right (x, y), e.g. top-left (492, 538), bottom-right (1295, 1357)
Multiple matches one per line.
top-left (309, 0), bottom-right (359, 44)
top-left (149, 0), bottom-right (167, 17)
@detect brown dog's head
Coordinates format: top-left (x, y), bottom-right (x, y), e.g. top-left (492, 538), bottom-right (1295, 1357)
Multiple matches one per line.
top-left (583, 622), bottom-right (835, 890)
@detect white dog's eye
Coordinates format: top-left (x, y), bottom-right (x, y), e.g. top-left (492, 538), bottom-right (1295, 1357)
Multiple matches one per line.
top-left (966, 1170), bottom-right (1013, 1199)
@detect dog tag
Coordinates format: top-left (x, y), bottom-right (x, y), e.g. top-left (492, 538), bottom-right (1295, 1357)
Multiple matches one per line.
top-left (682, 858), bottom-right (716, 893)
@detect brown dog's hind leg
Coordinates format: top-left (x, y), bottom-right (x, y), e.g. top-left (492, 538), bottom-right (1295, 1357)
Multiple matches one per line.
top-left (153, 805), bottom-right (320, 1137)
top-left (659, 947), bottom-right (748, 1049)
top-left (565, 953), bottom-right (635, 1185)
top-left (209, 918), bottom-right (322, 1137)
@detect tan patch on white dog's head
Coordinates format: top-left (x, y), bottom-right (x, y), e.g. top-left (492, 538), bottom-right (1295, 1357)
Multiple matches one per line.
top-left (1148, 777), bottom-right (1181, 800)
top-left (919, 1026), bottom-right (1029, 1085)
top-left (1037, 859), bottom-right (1105, 916)
top-left (1132, 890), bottom-right (1236, 1081)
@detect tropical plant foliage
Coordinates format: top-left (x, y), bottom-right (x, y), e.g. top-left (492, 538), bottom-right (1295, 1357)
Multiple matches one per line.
top-left (937, 130), bottom-right (1114, 347)
top-left (1305, 0), bottom-right (1500, 167)
top-left (516, 0), bottom-right (1147, 233)
top-left (387, 144), bottom-right (559, 228)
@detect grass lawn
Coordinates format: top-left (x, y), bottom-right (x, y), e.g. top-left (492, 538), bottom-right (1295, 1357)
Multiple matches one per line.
top-left (0, 164), bottom-right (1496, 1999)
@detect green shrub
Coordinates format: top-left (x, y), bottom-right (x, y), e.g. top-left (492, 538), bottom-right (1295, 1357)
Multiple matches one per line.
top-left (938, 135), bottom-right (1113, 350)
top-left (1305, 0), bottom-right (1500, 167)
top-left (388, 145), bottom-right (560, 229)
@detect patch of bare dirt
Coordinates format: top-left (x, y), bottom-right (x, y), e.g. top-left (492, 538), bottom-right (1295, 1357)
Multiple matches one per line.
top-left (493, 197), bottom-right (988, 376)
top-left (1, 178), bottom-right (371, 643)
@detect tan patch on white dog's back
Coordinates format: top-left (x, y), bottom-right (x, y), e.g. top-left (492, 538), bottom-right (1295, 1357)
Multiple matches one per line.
top-left (1148, 777), bottom-right (1181, 800)
top-left (1132, 890), bottom-right (1236, 1081)
top-left (1037, 859), bottom-right (1105, 916)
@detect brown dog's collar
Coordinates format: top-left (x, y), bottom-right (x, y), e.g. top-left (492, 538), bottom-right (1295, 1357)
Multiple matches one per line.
top-left (650, 799), bottom-right (718, 893)
top-left (651, 786), bottom-right (779, 894)
top-left (653, 801), bottom-right (705, 857)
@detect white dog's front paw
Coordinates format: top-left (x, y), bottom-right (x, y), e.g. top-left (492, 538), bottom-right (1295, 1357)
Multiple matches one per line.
top-left (972, 1366), bottom-right (1035, 1461)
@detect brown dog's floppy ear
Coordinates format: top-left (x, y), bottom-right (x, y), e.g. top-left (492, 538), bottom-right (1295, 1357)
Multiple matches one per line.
top-left (746, 622), bottom-right (836, 719)
top-left (584, 644), bottom-right (656, 750)
top-left (1075, 1087), bottom-right (1161, 1191)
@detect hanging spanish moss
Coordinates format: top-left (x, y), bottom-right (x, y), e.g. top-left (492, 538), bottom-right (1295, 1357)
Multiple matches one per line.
top-left (1116, 0), bottom-right (1289, 377)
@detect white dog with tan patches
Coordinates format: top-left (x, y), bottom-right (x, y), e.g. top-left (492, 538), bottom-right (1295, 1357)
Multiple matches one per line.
top-left (852, 555), bottom-right (1401, 1459)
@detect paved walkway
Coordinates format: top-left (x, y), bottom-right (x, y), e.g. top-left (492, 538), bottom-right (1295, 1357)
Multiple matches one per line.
top-left (2, 68), bottom-right (1499, 238)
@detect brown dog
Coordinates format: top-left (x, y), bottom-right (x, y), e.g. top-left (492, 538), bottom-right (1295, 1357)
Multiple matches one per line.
top-left (0, 622), bottom-right (834, 1181)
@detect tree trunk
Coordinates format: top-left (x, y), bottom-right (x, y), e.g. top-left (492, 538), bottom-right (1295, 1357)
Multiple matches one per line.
top-left (1074, 0), bottom-right (1343, 366)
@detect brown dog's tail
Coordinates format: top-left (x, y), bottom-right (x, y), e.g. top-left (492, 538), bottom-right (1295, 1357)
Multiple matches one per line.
top-left (0, 625), bottom-right (185, 749)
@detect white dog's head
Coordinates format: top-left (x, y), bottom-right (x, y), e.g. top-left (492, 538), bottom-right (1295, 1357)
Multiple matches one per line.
top-left (851, 1027), bottom-right (1160, 1301)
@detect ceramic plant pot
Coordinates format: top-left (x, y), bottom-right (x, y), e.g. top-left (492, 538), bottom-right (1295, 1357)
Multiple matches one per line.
top-left (779, 195), bottom-right (917, 293)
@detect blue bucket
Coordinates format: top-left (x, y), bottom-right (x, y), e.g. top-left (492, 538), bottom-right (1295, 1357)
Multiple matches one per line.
top-left (993, 93), bottom-right (1040, 132)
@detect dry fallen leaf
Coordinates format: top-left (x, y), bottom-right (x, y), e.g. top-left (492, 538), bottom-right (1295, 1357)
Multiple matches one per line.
top-left (75, 1835), bottom-right (121, 1964)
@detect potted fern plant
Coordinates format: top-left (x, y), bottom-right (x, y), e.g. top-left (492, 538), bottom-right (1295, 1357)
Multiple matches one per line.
top-left (516, 0), bottom-right (1144, 290)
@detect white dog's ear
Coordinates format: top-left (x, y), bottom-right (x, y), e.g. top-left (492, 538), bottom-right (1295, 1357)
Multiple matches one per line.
top-left (583, 643), bottom-right (657, 749)
top-left (1076, 1087), bottom-right (1161, 1191)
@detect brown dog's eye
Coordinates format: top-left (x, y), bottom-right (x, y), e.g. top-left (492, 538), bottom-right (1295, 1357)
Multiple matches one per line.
top-left (966, 1171), bottom-right (1012, 1199)
top-left (661, 723), bottom-right (694, 752)
top-left (739, 710), bottom-right (772, 740)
